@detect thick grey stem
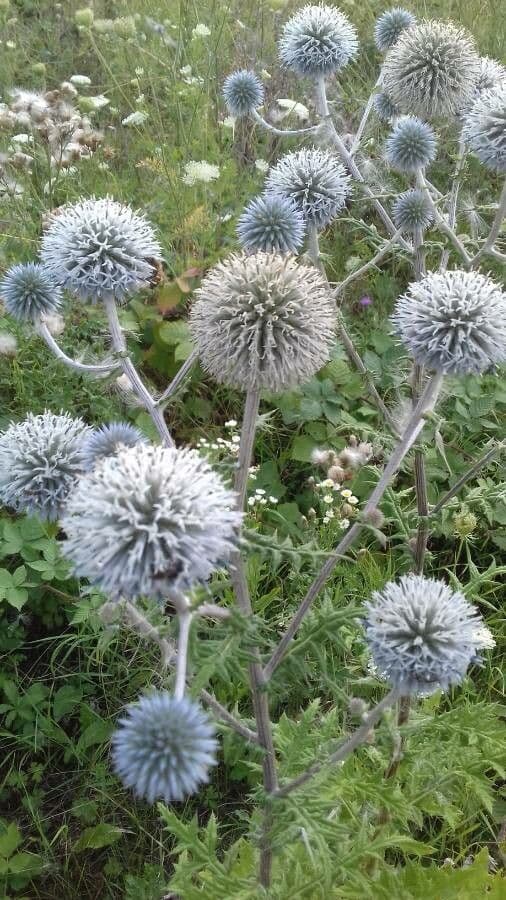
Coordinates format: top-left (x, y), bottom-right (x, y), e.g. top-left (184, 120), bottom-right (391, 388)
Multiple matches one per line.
top-left (469, 178), bottom-right (506, 267)
top-left (349, 73), bottom-right (384, 157)
top-left (251, 108), bottom-right (318, 137)
top-left (174, 608), bottom-right (193, 700)
top-left (37, 321), bottom-right (119, 375)
top-left (334, 229), bottom-right (405, 298)
top-left (440, 138), bottom-right (466, 273)
top-left (419, 175), bottom-right (472, 266)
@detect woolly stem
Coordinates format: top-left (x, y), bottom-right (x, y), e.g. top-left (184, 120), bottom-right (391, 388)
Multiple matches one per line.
top-left (440, 138), bottom-right (466, 273)
top-left (430, 441), bottom-right (505, 517)
top-left (251, 108), bottom-right (318, 137)
top-left (155, 348), bottom-right (198, 407)
top-left (419, 175), bottom-right (472, 266)
top-left (36, 321), bottom-right (120, 375)
top-left (334, 229), bottom-right (405, 297)
top-left (174, 608), bottom-right (193, 700)
top-left (469, 177), bottom-right (506, 267)
top-left (349, 73), bottom-right (384, 157)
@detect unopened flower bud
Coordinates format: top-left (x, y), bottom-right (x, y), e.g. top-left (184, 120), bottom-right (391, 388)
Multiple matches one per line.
top-left (453, 510), bottom-right (478, 538)
top-left (362, 507), bottom-right (385, 529)
top-left (327, 464), bottom-right (345, 483)
top-left (348, 697), bottom-right (369, 718)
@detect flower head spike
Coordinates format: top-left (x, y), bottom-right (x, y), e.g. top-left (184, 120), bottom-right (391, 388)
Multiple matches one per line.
top-left (373, 91), bottom-right (401, 123)
top-left (1, 262), bottom-right (62, 323)
top-left (474, 57), bottom-right (506, 97)
top-left (385, 115), bottom-right (437, 173)
top-left (81, 422), bottom-right (148, 471)
top-left (62, 444), bottom-right (241, 600)
top-left (223, 70), bottom-right (264, 117)
top-left (382, 20), bottom-right (480, 119)
top-left (364, 574), bottom-right (490, 694)
top-left (237, 194), bottom-right (306, 253)
top-left (392, 270), bottom-right (506, 374)
top-left (0, 411), bottom-right (90, 520)
top-left (189, 252), bottom-right (336, 393)
top-left (462, 83), bottom-right (506, 173)
top-left (393, 189), bottom-right (434, 232)
top-left (279, 5), bottom-right (358, 77)
top-left (40, 197), bottom-right (162, 304)
top-left (111, 692), bottom-right (217, 803)
top-left (266, 147), bottom-right (351, 230)
top-left (374, 8), bottom-right (416, 52)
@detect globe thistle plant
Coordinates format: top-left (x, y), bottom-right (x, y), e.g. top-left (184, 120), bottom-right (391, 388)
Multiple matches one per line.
top-left (266, 147), bottom-right (351, 230)
top-left (279, 5), bottom-right (358, 77)
top-left (1, 262), bottom-right (62, 323)
top-left (374, 8), bottom-right (416, 52)
top-left (189, 252), bottom-right (336, 393)
top-left (462, 82), bottom-right (506, 173)
top-left (373, 91), bottom-right (400, 124)
top-left (393, 189), bottom-right (434, 232)
top-left (111, 692), bottom-right (218, 803)
top-left (364, 574), bottom-right (489, 694)
top-left (222, 70), bottom-right (264, 117)
top-left (0, 411), bottom-right (90, 520)
top-left (62, 444), bottom-right (241, 601)
top-left (237, 194), bottom-right (306, 253)
top-left (473, 57), bottom-right (506, 98)
top-left (392, 270), bottom-right (506, 374)
top-left (40, 197), bottom-right (162, 304)
top-left (81, 422), bottom-right (148, 471)
top-left (385, 116), bottom-right (437, 173)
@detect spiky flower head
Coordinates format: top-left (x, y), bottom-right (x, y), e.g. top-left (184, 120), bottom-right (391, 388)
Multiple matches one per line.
top-left (62, 444), bottom-right (241, 601)
top-left (382, 20), bottom-right (480, 119)
top-left (364, 574), bottom-right (490, 694)
top-left (373, 91), bottom-right (400, 123)
top-left (222, 70), bottom-right (264, 117)
top-left (385, 115), bottom-right (437, 172)
top-left (279, 5), bottom-right (358, 77)
top-left (374, 8), bottom-right (416, 52)
top-left (1, 262), bottom-right (62, 323)
top-left (0, 411), bottom-right (90, 520)
top-left (237, 194), bottom-right (306, 253)
top-left (81, 422), bottom-right (148, 471)
top-left (474, 57), bottom-right (506, 97)
top-left (393, 189), bottom-right (434, 232)
top-left (111, 692), bottom-right (217, 803)
top-left (40, 197), bottom-right (162, 304)
top-left (189, 252), bottom-right (336, 393)
top-left (462, 82), bottom-right (506, 173)
top-left (266, 147), bottom-right (351, 230)
top-left (392, 270), bottom-right (506, 374)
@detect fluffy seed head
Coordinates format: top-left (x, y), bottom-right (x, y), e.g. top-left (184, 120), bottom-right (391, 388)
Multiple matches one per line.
top-left (0, 411), bottom-right (90, 520)
top-left (237, 194), bottom-right (306, 253)
top-left (1, 262), bottom-right (62, 323)
top-left (222, 70), bottom-right (264, 117)
top-left (62, 444), bottom-right (241, 601)
top-left (111, 692), bottom-right (217, 803)
top-left (462, 82), bottom-right (506, 173)
top-left (189, 252), bottom-right (336, 393)
top-left (385, 115), bottom-right (437, 172)
top-left (374, 8), bottom-right (416, 52)
top-left (393, 189), bottom-right (434, 232)
top-left (81, 422), bottom-right (148, 471)
top-left (373, 91), bottom-right (401, 123)
top-left (279, 5), bottom-right (358, 77)
top-left (266, 147), bottom-right (351, 229)
top-left (40, 197), bottom-right (162, 304)
top-left (392, 270), bottom-right (506, 374)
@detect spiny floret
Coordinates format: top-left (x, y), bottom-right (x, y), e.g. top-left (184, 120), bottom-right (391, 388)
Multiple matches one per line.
top-left (382, 20), bottom-right (480, 119)
top-left (237, 194), bottom-right (306, 253)
top-left (393, 189), bottom-right (434, 232)
top-left (81, 422), bottom-right (148, 471)
top-left (189, 252), bottom-right (336, 393)
top-left (40, 197), bottom-right (162, 304)
top-left (385, 115), bottom-right (437, 173)
top-left (374, 8), bottom-right (416, 52)
top-left (373, 91), bottom-right (401, 123)
top-left (266, 147), bottom-right (351, 230)
top-left (0, 411), bottom-right (90, 520)
top-left (222, 70), bottom-right (264, 117)
top-left (1, 262), bottom-right (62, 323)
top-left (392, 270), bottom-right (506, 374)
top-left (474, 57), bottom-right (506, 98)
top-left (462, 82), bottom-right (506, 173)
top-left (111, 692), bottom-right (218, 803)
top-left (62, 444), bottom-right (241, 601)
top-left (279, 5), bottom-right (358, 77)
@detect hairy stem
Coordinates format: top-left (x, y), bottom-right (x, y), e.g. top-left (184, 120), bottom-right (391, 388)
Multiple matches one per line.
top-left (251, 108), bottom-right (318, 137)
top-left (174, 608), bottom-right (193, 700)
top-left (419, 175), bottom-right (472, 266)
top-left (349, 73), bottom-right (384, 157)
top-left (334, 229), bottom-right (405, 298)
top-left (37, 321), bottom-right (120, 375)
top-left (155, 348), bottom-right (198, 408)
top-left (430, 441), bottom-right (505, 517)
top-left (440, 138), bottom-right (466, 273)
top-left (469, 177), bottom-right (506, 267)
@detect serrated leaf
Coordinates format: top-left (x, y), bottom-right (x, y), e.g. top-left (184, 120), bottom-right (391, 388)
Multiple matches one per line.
top-left (72, 823), bottom-right (124, 852)
top-left (53, 685), bottom-right (83, 722)
top-left (0, 823), bottom-right (22, 858)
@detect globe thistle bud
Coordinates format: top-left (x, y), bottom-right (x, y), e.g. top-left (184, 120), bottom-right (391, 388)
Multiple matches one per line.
top-left (327, 463), bottom-right (346, 483)
top-left (279, 5), bottom-right (358, 77)
top-left (364, 574), bottom-right (490, 694)
top-left (111, 692), bottom-right (217, 803)
top-left (453, 509), bottom-right (478, 538)
top-left (374, 8), bottom-right (416, 52)
top-left (62, 444), bottom-right (241, 601)
top-left (81, 422), bottom-right (148, 471)
top-left (393, 189), bottom-right (434, 232)
top-left (40, 197), bottom-right (162, 304)
top-left (222, 70), bottom-right (264, 117)
top-left (266, 147), bottom-right (351, 230)
top-left (382, 20), bottom-right (480, 119)
top-left (1, 262), bottom-right (62, 323)
top-left (385, 115), bottom-right (437, 173)
top-left (0, 411), bottom-right (90, 520)
top-left (392, 270), bottom-right (506, 374)
top-left (462, 83), bottom-right (506, 173)
top-left (189, 252), bottom-right (336, 393)
top-left (237, 194), bottom-right (306, 254)
top-left (373, 91), bottom-right (401, 124)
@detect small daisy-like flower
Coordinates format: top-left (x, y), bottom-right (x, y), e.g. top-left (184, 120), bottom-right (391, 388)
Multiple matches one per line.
top-left (121, 110), bottom-right (149, 126)
top-left (1, 262), bottom-right (62, 323)
top-left (373, 91), bottom-right (401, 123)
top-left (393, 189), bottom-right (434, 232)
top-left (341, 489), bottom-right (352, 499)
top-left (462, 82), bottom-right (506, 173)
top-left (223, 70), bottom-right (264, 118)
top-left (237, 194), bottom-right (306, 253)
top-left (374, 8), bottom-right (416, 52)
top-left (279, 5), bottom-right (358, 77)
top-left (81, 422), bottom-right (148, 471)
top-left (182, 160), bottom-right (220, 186)
top-left (385, 115), bottom-right (437, 173)
top-left (266, 147), bottom-right (351, 230)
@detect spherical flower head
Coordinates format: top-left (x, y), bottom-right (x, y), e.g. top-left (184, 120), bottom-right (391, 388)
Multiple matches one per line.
top-left (373, 91), bottom-right (401, 123)
top-left (237, 194), bottom-right (306, 253)
top-left (0, 411), bottom-right (90, 520)
top-left (279, 5), bottom-right (358, 77)
top-left (474, 57), bottom-right (506, 98)
top-left (462, 82), bottom-right (506, 173)
top-left (382, 20), bottom-right (480, 119)
top-left (266, 147), bottom-right (351, 230)
top-left (393, 189), bottom-right (434, 232)
top-left (62, 444), bottom-right (241, 601)
top-left (189, 252), bottom-right (336, 393)
top-left (111, 692), bottom-right (217, 803)
top-left (364, 574), bottom-right (490, 694)
top-left (392, 270), bottom-right (506, 374)
top-left (1, 262), bottom-right (62, 323)
top-left (385, 115), bottom-right (437, 173)
top-left (374, 8), bottom-right (416, 52)
top-left (40, 197), bottom-right (162, 304)
top-left (81, 422), bottom-right (148, 471)
top-left (222, 70), bottom-right (264, 117)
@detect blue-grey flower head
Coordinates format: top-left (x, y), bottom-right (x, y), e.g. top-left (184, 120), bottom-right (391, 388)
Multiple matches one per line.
top-left (385, 115), bottom-right (437, 173)
top-left (62, 444), bottom-right (241, 601)
top-left (382, 20), bottom-right (480, 119)
top-left (392, 270), bottom-right (506, 374)
top-left (190, 252), bottom-right (336, 393)
top-left (223, 70), bottom-right (264, 117)
top-left (373, 91), bottom-right (401, 124)
top-left (237, 194), bottom-right (306, 253)
top-left (364, 574), bottom-right (491, 694)
top-left (462, 82), bottom-right (506, 173)
top-left (40, 197), bottom-right (162, 304)
top-left (266, 147), bottom-right (351, 230)
top-left (393, 189), bottom-right (434, 232)
top-left (0, 411), bottom-right (90, 520)
top-left (111, 692), bottom-right (217, 803)
top-left (279, 4), bottom-right (358, 77)
top-left (81, 422), bottom-right (148, 471)
top-left (374, 8), bottom-right (416, 52)
top-left (1, 262), bottom-right (62, 323)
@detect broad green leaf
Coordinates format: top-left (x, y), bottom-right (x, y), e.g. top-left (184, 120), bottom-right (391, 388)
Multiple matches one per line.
top-left (53, 685), bottom-right (83, 722)
top-left (0, 823), bottom-right (22, 859)
top-left (72, 823), bottom-right (124, 853)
